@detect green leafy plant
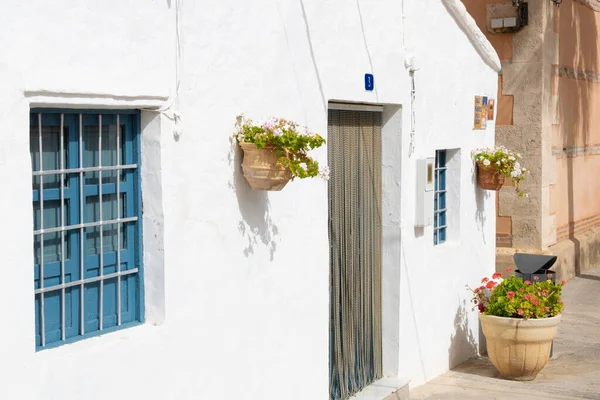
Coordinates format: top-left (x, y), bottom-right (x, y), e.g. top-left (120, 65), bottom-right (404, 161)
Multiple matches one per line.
top-left (234, 114), bottom-right (328, 180)
top-left (472, 146), bottom-right (529, 197)
top-left (467, 269), bottom-right (565, 319)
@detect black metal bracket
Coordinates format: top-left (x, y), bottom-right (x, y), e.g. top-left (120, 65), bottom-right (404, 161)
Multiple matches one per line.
top-left (518, 3), bottom-right (529, 27)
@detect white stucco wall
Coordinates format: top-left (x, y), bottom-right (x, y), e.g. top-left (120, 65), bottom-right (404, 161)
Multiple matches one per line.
top-left (397, 0), bottom-right (497, 387)
top-left (0, 0), bottom-right (496, 398)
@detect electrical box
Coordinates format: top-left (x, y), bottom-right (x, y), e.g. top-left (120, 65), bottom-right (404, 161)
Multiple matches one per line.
top-left (503, 17), bottom-right (517, 28)
top-left (488, 3), bottom-right (528, 34)
top-left (491, 17), bottom-right (518, 29)
top-left (490, 18), bottom-right (504, 29)
top-left (415, 157), bottom-right (435, 227)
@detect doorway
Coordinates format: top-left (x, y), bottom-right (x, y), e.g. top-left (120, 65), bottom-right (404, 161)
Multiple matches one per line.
top-left (328, 106), bottom-right (383, 400)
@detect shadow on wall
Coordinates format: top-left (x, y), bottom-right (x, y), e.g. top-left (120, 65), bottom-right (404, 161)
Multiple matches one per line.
top-left (227, 137), bottom-right (280, 261)
top-left (560, 2), bottom-right (598, 275)
top-left (472, 166), bottom-right (490, 245)
top-left (448, 300), bottom-right (479, 369)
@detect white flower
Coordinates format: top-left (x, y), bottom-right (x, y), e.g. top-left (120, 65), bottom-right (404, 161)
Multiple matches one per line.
top-left (509, 156), bottom-right (516, 161)
top-left (517, 153), bottom-right (522, 158)
top-left (496, 161), bottom-right (501, 166)
top-left (522, 168), bottom-right (528, 172)
top-left (274, 128), bottom-right (283, 137)
top-left (235, 114), bottom-right (244, 127)
top-left (479, 156), bottom-right (483, 161)
top-left (319, 166), bottom-right (330, 181)
top-left (483, 159), bottom-right (491, 166)
top-left (514, 162), bottom-right (521, 170)
top-left (300, 162), bottom-right (308, 170)
top-left (510, 170), bottom-right (522, 178)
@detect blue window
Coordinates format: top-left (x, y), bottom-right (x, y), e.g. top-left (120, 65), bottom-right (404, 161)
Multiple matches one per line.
top-left (31, 110), bottom-right (143, 350)
top-left (434, 150), bottom-right (447, 245)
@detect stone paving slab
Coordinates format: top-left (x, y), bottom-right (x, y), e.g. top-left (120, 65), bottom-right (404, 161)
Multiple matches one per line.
top-left (410, 268), bottom-right (600, 400)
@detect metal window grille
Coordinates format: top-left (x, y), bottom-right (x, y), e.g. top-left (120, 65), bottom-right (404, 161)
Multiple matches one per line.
top-left (31, 110), bottom-right (143, 350)
top-left (434, 150), bottom-right (447, 245)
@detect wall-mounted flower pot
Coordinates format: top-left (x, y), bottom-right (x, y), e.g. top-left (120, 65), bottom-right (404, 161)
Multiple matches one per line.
top-left (477, 161), bottom-right (505, 191)
top-left (239, 142), bottom-right (292, 191)
top-left (480, 314), bottom-right (561, 381)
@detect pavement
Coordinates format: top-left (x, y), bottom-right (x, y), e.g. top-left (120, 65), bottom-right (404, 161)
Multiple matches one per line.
top-left (410, 267), bottom-right (600, 400)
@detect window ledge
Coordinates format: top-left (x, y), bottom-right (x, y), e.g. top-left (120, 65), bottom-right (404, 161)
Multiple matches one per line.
top-left (350, 378), bottom-right (409, 400)
top-left (24, 90), bottom-right (169, 109)
top-left (34, 322), bottom-right (165, 358)
top-left (434, 241), bottom-right (461, 250)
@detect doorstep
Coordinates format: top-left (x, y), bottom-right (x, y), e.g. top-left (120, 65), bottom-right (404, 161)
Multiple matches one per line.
top-left (350, 378), bottom-right (409, 400)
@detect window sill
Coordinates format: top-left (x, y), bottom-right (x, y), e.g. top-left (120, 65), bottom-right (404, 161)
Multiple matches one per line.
top-left (34, 321), bottom-right (164, 357)
top-left (434, 241), bottom-right (461, 250)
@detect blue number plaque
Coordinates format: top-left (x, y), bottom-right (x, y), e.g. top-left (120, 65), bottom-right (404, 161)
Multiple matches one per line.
top-left (365, 74), bottom-right (374, 91)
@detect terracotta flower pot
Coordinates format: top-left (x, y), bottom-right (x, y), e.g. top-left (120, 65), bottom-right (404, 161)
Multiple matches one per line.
top-left (239, 142), bottom-right (292, 191)
top-left (477, 161), bottom-right (505, 190)
top-left (480, 314), bottom-right (561, 381)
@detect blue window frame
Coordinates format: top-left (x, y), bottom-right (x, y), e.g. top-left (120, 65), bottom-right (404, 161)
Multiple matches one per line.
top-left (30, 110), bottom-right (143, 350)
top-left (434, 150), bottom-right (447, 245)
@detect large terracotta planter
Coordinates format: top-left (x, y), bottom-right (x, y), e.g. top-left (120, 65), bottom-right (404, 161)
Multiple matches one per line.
top-left (480, 314), bottom-right (561, 381)
top-left (239, 142), bottom-right (292, 191)
top-left (477, 161), bottom-right (505, 191)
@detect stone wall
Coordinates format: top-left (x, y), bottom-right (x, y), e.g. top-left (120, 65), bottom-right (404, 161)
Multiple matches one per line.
top-left (464, 0), bottom-right (600, 277)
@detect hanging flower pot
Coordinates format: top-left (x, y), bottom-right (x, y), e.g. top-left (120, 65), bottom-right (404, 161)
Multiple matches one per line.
top-left (477, 161), bottom-right (505, 191)
top-left (239, 142), bottom-right (292, 191)
top-left (234, 115), bottom-right (328, 191)
top-left (472, 146), bottom-right (529, 197)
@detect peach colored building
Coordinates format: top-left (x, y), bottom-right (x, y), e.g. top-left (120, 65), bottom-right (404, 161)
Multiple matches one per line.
top-left (463, 0), bottom-right (600, 278)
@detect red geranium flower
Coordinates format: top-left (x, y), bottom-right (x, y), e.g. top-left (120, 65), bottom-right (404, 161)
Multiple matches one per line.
top-left (492, 272), bottom-right (502, 279)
